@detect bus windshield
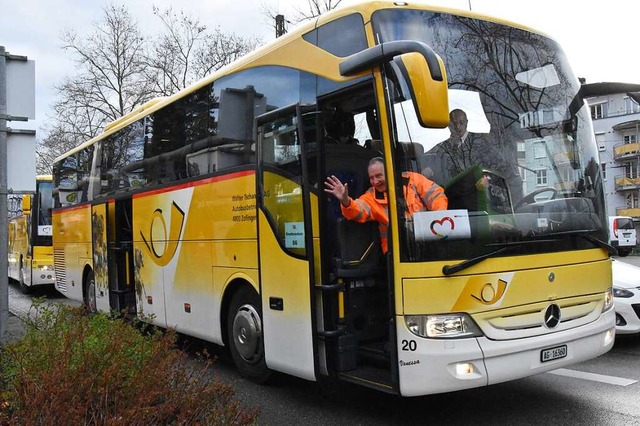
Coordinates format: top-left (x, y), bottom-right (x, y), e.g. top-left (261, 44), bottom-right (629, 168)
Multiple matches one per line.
top-left (36, 180), bottom-right (53, 238)
top-left (373, 9), bottom-right (607, 262)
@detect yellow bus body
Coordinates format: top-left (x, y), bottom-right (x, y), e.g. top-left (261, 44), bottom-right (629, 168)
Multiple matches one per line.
top-left (51, 1), bottom-right (614, 396)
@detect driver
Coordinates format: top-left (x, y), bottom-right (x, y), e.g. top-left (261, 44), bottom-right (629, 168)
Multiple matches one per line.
top-left (420, 109), bottom-right (522, 201)
top-left (325, 157), bottom-right (447, 253)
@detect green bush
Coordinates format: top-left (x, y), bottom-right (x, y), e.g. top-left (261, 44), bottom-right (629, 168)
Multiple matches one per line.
top-left (0, 302), bottom-right (258, 425)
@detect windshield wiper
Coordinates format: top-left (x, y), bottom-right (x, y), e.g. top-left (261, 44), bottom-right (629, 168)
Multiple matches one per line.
top-left (442, 239), bottom-right (559, 276)
top-left (580, 234), bottom-right (618, 256)
top-left (572, 231), bottom-right (618, 256)
top-left (525, 228), bottom-right (617, 256)
top-left (442, 229), bottom-right (617, 276)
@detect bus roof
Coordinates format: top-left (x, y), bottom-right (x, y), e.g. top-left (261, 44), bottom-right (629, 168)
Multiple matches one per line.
top-left (53, 0), bottom-right (551, 164)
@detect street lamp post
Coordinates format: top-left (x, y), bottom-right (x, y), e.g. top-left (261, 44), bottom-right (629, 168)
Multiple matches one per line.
top-left (0, 45), bottom-right (9, 344)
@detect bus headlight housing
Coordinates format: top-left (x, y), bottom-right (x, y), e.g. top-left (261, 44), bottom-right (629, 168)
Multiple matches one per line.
top-left (603, 287), bottom-right (614, 312)
top-left (405, 313), bottom-right (483, 339)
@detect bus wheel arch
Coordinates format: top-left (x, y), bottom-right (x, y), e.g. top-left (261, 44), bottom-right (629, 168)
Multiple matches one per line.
top-left (83, 266), bottom-right (97, 314)
top-left (223, 280), bottom-right (272, 383)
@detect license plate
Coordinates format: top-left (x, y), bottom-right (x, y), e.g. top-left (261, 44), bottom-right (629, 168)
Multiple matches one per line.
top-left (541, 345), bottom-right (567, 362)
top-left (623, 233), bottom-right (631, 238)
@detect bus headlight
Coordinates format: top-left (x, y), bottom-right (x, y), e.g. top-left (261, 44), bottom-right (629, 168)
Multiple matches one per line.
top-left (603, 288), bottom-right (614, 312)
top-left (405, 314), bottom-right (483, 339)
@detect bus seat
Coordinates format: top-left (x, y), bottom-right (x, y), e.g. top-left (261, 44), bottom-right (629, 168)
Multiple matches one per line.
top-left (399, 141), bottom-right (424, 157)
top-left (333, 218), bottom-right (383, 278)
top-left (367, 139), bottom-right (382, 153)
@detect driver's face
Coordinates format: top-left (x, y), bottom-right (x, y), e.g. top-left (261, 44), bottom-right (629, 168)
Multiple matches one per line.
top-left (368, 162), bottom-right (386, 192)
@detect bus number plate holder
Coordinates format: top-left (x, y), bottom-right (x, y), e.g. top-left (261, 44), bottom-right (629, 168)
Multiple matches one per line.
top-left (540, 345), bottom-right (567, 363)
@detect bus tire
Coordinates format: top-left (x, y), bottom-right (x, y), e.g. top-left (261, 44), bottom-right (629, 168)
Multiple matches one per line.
top-left (84, 270), bottom-right (98, 314)
top-left (19, 261), bottom-right (32, 294)
top-left (227, 286), bottom-right (272, 383)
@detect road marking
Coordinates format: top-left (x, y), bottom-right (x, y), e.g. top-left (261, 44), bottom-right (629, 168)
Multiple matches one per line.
top-left (548, 368), bottom-right (637, 386)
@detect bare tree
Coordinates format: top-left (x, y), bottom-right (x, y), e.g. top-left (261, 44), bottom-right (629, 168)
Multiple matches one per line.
top-left (145, 6), bottom-right (260, 97)
top-left (261, 0), bottom-right (343, 35)
top-left (294, 0), bottom-right (343, 21)
top-left (56, 4), bottom-right (152, 132)
top-left (40, 4), bottom-right (261, 170)
top-left (36, 124), bottom-right (87, 175)
top-left (37, 5), bottom-right (151, 173)
top-left (192, 28), bottom-right (260, 79)
top-left (143, 6), bottom-right (207, 96)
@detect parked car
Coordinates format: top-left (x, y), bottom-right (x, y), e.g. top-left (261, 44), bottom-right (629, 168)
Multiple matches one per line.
top-left (609, 216), bottom-right (637, 257)
top-left (612, 259), bottom-right (640, 335)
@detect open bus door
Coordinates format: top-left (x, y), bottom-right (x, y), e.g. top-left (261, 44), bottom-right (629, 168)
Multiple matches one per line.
top-left (91, 199), bottom-right (137, 314)
top-left (256, 105), bottom-right (318, 380)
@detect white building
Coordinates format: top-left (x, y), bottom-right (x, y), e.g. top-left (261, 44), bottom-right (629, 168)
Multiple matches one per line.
top-left (587, 89), bottom-right (640, 243)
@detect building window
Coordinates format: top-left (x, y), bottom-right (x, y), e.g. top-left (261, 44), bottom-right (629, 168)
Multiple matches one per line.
top-left (626, 192), bottom-right (640, 208)
top-left (536, 169), bottom-right (547, 186)
top-left (562, 168), bottom-right (574, 182)
top-left (590, 102), bottom-right (607, 119)
top-left (624, 97), bottom-right (640, 114)
top-left (601, 163), bottom-right (606, 180)
top-left (624, 134), bottom-right (637, 144)
top-left (533, 142), bottom-right (546, 159)
top-left (517, 141), bottom-right (525, 159)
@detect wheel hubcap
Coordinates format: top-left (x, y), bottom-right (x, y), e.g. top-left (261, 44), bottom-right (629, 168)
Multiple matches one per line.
top-left (232, 304), bottom-right (262, 363)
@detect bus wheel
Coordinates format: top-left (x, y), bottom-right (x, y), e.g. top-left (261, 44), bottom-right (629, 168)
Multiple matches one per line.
top-left (19, 262), bottom-right (32, 294)
top-left (227, 286), bottom-right (271, 383)
top-left (84, 270), bottom-right (98, 314)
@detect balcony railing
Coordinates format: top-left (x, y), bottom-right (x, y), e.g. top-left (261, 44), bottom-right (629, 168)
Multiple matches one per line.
top-left (616, 207), bottom-right (640, 218)
top-left (613, 142), bottom-right (640, 160)
top-left (614, 175), bottom-right (640, 191)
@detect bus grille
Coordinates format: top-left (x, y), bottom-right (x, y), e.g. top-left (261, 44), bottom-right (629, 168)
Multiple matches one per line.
top-left (54, 249), bottom-right (67, 292)
top-left (473, 297), bottom-right (603, 340)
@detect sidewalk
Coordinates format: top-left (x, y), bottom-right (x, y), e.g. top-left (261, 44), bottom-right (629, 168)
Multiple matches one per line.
top-left (2, 311), bottom-right (29, 344)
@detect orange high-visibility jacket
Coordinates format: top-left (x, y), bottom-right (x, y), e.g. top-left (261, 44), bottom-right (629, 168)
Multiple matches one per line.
top-left (341, 172), bottom-right (448, 253)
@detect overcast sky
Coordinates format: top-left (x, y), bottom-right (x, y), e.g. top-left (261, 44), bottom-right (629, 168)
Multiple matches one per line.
top-left (2, 0), bottom-right (639, 137)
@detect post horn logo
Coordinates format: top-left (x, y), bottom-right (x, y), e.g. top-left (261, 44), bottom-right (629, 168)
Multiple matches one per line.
top-left (471, 279), bottom-right (508, 305)
top-left (140, 201), bottom-right (185, 267)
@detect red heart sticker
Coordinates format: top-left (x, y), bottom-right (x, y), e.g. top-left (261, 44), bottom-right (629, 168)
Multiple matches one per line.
top-left (430, 217), bottom-right (455, 238)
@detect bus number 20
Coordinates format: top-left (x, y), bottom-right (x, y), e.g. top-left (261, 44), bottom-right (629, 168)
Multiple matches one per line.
top-left (402, 340), bottom-right (417, 351)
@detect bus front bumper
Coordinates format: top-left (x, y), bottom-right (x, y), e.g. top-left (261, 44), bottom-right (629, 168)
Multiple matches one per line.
top-left (396, 308), bottom-right (615, 397)
top-left (31, 267), bottom-right (56, 286)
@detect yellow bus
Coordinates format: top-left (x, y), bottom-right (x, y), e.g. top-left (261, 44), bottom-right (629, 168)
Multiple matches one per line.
top-left (8, 176), bottom-right (55, 293)
top-left (52, 1), bottom-right (616, 396)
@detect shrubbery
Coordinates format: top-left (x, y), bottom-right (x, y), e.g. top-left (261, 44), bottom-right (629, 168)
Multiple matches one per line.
top-left (0, 303), bottom-right (258, 425)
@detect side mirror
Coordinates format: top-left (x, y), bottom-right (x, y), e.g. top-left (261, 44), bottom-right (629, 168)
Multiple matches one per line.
top-left (396, 51), bottom-right (449, 128)
top-left (22, 194), bottom-right (31, 214)
top-left (340, 40), bottom-right (449, 129)
top-left (22, 195), bottom-right (31, 214)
